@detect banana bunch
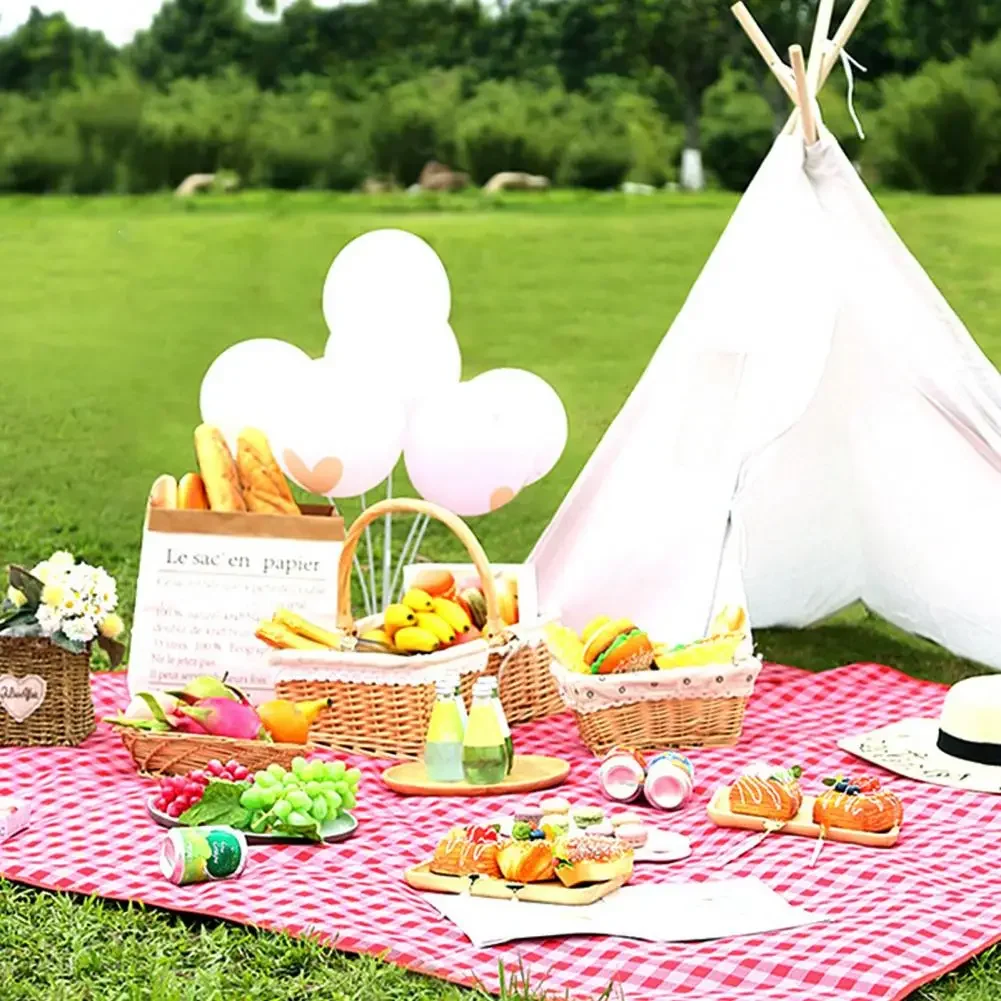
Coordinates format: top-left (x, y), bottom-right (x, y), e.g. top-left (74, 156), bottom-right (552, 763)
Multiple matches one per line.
top-left (360, 588), bottom-right (479, 656)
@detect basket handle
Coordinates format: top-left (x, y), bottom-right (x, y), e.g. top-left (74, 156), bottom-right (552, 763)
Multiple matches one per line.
top-left (336, 497), bottom-right (505, 641)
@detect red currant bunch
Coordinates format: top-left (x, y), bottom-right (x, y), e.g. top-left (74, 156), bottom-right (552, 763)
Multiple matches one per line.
top-left (153, 759), bottom-right (251, 818)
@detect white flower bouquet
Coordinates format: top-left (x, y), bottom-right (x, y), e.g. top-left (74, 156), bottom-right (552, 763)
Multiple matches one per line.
top-left (1, 551), bottom-right (126, 665)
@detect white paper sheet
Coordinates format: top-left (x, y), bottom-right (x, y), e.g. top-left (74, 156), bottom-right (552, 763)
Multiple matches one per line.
top-left (422, 877), bottom-right (826, 948)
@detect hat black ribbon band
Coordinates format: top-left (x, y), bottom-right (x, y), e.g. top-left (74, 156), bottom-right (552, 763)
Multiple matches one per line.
top-left (937, 729), bottom-right (1001, 766)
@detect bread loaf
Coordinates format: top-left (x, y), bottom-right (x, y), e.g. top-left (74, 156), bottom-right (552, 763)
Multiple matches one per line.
top-left (194, 424), bottom-right (247, 512)
top-left (178, 472), bottom-right (210, 510)
top-left (236, 428), bottom-right (299, 516)
top-left (149, 474), bottom-right (178, 510)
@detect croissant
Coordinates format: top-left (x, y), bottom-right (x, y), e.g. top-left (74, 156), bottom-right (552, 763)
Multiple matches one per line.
top-left (194, 424), bottom-right (246, 512)
top-left (497, 840), bottom-right (556, 883)
top-left (729, 775), bottom-right (802, 822)
top-left (236, 428), bottom-right (299, 516)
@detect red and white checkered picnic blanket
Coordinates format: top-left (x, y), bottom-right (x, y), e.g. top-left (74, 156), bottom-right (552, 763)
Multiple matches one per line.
top-left (2, 663), bottom-right (999, 1001)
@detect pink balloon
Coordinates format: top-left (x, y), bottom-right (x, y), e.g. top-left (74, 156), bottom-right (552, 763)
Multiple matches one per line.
top-left (470, 369), bottom-right (568, 484)
top-left (404, 383), bottom-right (534, 516)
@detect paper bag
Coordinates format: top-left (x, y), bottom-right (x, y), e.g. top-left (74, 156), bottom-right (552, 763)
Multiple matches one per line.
top-left (128, 505), bottom-right (344, 703)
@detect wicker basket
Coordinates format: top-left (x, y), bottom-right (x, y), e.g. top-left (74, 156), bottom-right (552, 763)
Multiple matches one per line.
top-left (550, 655), bottom-right (762, 757)
top-left (272, 498), bottom-right (562, 759)
top-left (114, 727), bottom-right (315, 777)
top-left (0, 636), bottom-right (95, 747)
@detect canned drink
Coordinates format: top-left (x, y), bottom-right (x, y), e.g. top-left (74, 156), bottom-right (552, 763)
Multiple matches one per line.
top-left (643, 752), bottom-right (695, 810)
top-left (598, 746), bottom-right (648, 802)
top-left (160, 826), bottom-right (248, 885)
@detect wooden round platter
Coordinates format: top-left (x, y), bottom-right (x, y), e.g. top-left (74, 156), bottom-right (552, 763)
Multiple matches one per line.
top-left (382, 754), bottom-right (569, 797)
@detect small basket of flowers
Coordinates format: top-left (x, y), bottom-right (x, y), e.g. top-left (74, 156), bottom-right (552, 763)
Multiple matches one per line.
top-left (0, 552), bottom-right (126, 747)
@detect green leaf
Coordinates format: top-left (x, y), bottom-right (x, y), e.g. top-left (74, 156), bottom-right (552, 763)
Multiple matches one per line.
top-left (789, 765), bottom-right (803, 780)
top-left (178, 780), bottom-right (254, 830)
top-left (102, 715), bottom-right (170, 732)
top-left (822, 776), bottom-right (838, 787)
top-left (96, 633), bottom-right (126, 667)
top-left (0, 608), bottom-right (39, 634)
top-left (7, 566), bottom-right (43, 609)
top-left (135, 692), bottom-right (171, 726)
top-left (51, 631), bottom-right (87, 656)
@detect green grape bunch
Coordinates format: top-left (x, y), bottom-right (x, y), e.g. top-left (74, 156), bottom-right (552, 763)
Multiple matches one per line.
top-left (239, 756), bottom-right (361, 839)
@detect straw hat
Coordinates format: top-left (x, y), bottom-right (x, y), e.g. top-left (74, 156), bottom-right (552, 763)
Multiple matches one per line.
top-left (838, 675), bottom-right (1001, 794)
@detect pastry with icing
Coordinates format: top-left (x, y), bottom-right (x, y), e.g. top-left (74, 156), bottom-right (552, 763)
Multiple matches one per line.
top-left (430, 824), bottom-right (502, 878)
top-left (729, 763), bottom-right (803, 821)
top-left (813, 775), bottom-right (903, 833)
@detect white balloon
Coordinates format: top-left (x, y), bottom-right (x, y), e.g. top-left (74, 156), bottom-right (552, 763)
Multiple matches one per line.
top-left (322, 229), bottom-right (451, 336)
top-left (270, 360), bottom-right (405, 499)
top-left (471, 368), bottom-right (568, 484)
top-left (325, 319), bottom-right (462, 417)
top-left (404, 382), bottom-right (535, 517)
top-left (200, 339), bottom-right (311, 448)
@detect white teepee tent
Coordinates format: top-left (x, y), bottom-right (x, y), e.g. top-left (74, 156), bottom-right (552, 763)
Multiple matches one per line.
top-left (529, 0), bottom-right (1001, 669)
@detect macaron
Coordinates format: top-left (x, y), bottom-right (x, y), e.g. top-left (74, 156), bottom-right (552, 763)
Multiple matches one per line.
top-left (616, 823), bottom-right (649, 848)
top-left (541, 796), bottom-right (571, 815)
top-left (513, 804), bottom-right (544, 827)
top-left (611, 811), bottom-right (644, 828)
top-left (589, 820), bottom-right (616, 837)
top-left (571, 806), bottom-right (605, 829)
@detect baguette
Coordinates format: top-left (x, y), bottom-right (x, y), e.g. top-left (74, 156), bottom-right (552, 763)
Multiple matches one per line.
top-left (255, 619), bottom-right (329, 651)
top-left (272, 608), bottom-right (342, 649)
top-left (194, 424), bottom-right (246, 512)
top-left (236, 428), bottom-right (299, 516)
top-left (149, 474), bottom-right (178, 510)
top-left (178, 472), bottom-right (210, 510)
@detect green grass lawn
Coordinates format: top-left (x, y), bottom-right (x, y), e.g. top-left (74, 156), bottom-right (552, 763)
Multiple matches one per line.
top-left (2, 189), bottom-right (1001, 999)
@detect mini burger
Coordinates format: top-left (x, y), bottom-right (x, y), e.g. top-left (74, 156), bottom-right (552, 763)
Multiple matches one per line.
top-left (553, 834), bottom-right (634, 887)
top-left (582, 617), bottom-right (654, 675)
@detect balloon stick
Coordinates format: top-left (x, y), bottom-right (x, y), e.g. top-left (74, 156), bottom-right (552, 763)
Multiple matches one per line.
top-left (397, 515), bottom-right (431, 602)
top-left (353, 554), bottom-right (373, 617)
top-left (388, 514), bottom-right (424, 607)
top-left (382, 471), bottom-right (394, 611)
top-left (360, 491), bottom-right (378, 615)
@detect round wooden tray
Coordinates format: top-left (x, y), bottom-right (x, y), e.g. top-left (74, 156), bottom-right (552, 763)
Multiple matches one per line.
top-left (382, 754), bottom-right (569, 797)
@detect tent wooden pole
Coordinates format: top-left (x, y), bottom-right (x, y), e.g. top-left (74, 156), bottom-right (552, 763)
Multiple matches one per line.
top-left (807, 0), bottom-right (835, 92)
top-left (782, 0), bottom-right (872, 135)
top-left (789, 45), bottom-right (818, 144)
top-left (819, 0), bottom-right (873, 88)
top-left (730, 3), bottom-right (798, 103)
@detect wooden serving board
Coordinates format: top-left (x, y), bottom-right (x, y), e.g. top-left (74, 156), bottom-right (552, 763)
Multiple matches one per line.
top-left (382, 755), bottom-right (569, 797)
top-left (404, 862), bottom-right (627, 905)
top-left (707, 786), bottom-right (900, 847)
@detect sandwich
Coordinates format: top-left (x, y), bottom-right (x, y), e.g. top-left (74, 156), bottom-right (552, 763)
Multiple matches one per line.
top-left (581, 617), bottom-right (654, 675)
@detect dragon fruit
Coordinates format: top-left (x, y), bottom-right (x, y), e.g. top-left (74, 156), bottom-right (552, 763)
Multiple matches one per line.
top-left (174, 697), bottom-right (264, 740)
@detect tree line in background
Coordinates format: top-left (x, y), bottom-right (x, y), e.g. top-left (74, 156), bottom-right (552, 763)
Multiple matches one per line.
top-left (2, 0), bottom-right (1001, 195)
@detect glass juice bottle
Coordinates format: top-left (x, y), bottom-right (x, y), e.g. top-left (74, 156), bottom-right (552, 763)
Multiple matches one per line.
top-left (462, 678), bottom-right (508, 785)
top-left (424, 679), bottom-right (465, 782)
top-left (450, 672), bottom-right (468, 730)
top-left (487, 677), bottom-right (514, 775)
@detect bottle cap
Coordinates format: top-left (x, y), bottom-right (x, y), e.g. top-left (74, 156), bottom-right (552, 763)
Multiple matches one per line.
top-left (435, 679), bottom-right (455, 697)
top-left (472, 677), bottom-right (493, 697)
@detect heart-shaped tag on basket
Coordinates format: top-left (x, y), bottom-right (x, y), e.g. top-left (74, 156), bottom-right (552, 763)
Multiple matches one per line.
top-left (0, 674), bottom-right (48, 723)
